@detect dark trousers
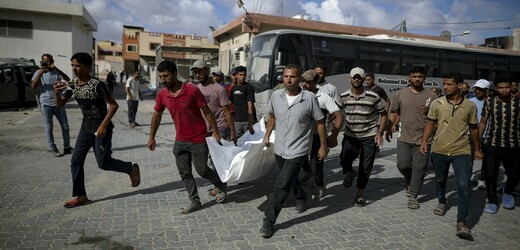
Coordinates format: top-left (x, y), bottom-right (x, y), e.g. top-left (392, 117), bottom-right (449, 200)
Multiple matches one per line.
top-left (70, 127), bottom-right (132, 197)
top-left (127, 100), bottom-right (139, 124)
top-left (484, 145), bottom-right (520, 204)
top-left (302, 134), bottom-right (325, 187)
top-left (340, 135), bottom-right (376, 189)
top-left (173, 141), bottom-right (226, 202)
top-left (264, 154), bottom-right (307, 224)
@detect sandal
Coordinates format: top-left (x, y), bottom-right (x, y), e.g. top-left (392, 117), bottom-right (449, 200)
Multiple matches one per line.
top-left (64, 197), bottom-right (93, 208)
top-left (343, 170), bottom-right (358, 188)
top-left (404, 187), bottom-right (410, 197)
top-left (216, 186), bottom-right (227, 203)
top-left (433, 203), bottom-right (446, 216)
top-left (353, 196), bottom-right (366, 207)
top-left (179, 201), bottom-right (202, 214)
top-left (407, 198), bottom-right (420, 209)
top-left (208, 186), bottom-right (218, 196)
top-left (130, 163), bottom-right (141, 187)
top-left (456, 225), bottom-right (473, 241)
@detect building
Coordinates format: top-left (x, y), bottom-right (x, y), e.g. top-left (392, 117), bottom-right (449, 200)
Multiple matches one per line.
top-left (121, 25), bottom-right (218, 82)
top-left (95, 40), bottom-right (123, 78)
top-left (212, 13), bottom-right (448, 75)
top-left (0, 0), bottom-right (97, 78)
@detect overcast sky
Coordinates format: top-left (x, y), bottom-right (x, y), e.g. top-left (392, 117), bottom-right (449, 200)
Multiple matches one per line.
top-left (59, 0), bottom-right (520, 45)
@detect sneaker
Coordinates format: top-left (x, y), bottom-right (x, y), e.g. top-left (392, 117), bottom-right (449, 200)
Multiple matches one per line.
top-left (354, 196), bottom-right (366, 207)
top-left (128, 123), bottom-right (136, 128)
top-left (295, 199), bottom-right (306, 213)
top-left (312, 186), bottom-right (326, 200)
top-left (477, 180), bottom-right (486, 190)
top-left (502, 190), bottom-right (515, 209)
top-left (483, 203), bottom-right (498, 214)
top-left (342, 170), bottom-right (357, 188)
top-left (50, 149), bottom-right (62, 157)
top-left (63, 147), bottom-right (73, 155)
top-left (260, 221), bottom-right (274, 238)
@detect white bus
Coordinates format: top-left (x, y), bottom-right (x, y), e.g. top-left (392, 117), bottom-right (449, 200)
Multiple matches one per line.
top-left (246, 29), bottom-right (520, 119)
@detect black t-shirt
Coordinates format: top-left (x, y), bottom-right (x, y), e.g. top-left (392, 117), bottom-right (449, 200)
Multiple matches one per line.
top-left (370, 85), bottom-right (389, 102)
top-left (230, 83), bottom-right (255, 122)
top-left (71, 78), bottom-right (114, 133)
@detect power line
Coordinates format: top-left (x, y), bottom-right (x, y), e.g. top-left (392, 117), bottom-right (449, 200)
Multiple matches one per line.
top-left (410, 17), bottom-right (520, 25)
top-left (408, 24), bottom-right (517, 30)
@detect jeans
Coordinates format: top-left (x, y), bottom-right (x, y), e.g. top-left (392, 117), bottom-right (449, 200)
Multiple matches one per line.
top-left (431, 153), bottom-right (472, 223)
top-left (340, 135), bottom-right (376, 189)
top-left (470, 139), bottom-right (487, 181)
top-left (484, 145), bottom-right (520, 204)
top-left (173, 141), bottom-right (226, 202)
top-left (264, 154), bottom-right (307, 224)
top-left (301, 134), bottom-right (325, 187)
top-left (235, 121), bottom-right (249, 138)
top-left (41, 104), bottom-right (71, 150)
top-left (70, 127), bottom-right (133, 197)
top-left (396, 141), bottom-right (431, 198)
top-left (127, 100), bottom-right (139, 124)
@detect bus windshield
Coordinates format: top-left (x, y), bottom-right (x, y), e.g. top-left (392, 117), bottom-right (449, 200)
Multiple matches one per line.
top-left (247, 34), bottom-right (277, 93)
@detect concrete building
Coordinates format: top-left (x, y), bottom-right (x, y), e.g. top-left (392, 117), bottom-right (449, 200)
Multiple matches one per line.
top-left (121, 25), bottom-right (218, 82)
top-left (95, 40), bottom-right (123, 78)
top-left (0, 0), bottom-right (97, 78)
top-left (212, 13), bottom-right (448, 75)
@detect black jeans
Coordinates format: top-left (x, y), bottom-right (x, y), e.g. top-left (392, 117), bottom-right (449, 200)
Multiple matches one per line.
top-left (173, 141), bottom-right (226, 202)
top-left (301, 134), bottom-right (325, 187)
top-left (127, 100), bottom-right (139, 124)
top-left (264, 154), bottom-right (307, 224)
top-left (340, 135), bottom-right (376, 189)
top-left (484, 144), bottom-right (520, 204)
top-left (70, 127), bottom-right (132, 197)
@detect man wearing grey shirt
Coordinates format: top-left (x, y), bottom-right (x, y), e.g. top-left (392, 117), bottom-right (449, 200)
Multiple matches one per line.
top-left (260, 65), bottom-right (328, 238)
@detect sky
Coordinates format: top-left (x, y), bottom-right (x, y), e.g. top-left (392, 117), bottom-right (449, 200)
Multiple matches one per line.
top-left (56, 0), bottom-right (520, 45)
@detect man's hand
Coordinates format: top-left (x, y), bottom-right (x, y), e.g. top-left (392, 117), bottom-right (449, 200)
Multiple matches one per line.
top-left (212, 130), bottom-right (222, 145)
top-left (375, 133), bottom-right (383, 147)
top-left (230, 131), bottom-right (237, 145)
top-left (147, 138), bottom-right (156, 151)
top-left (248, 124), bottom-right (255, 135)
top-left (53, 81), bottom-right (66, 93)
top-left (474, 149), bottom-right (483, 160)
top-left (317, 146), bottom-right (328, 160)
top-left (95, 126), bottom-right (107, 138)
top-left (419, 142), bottom-right (428, 155)
top-left (327, 135), bottom-right (338, 148)
top-left (420, 105), bottom-right (429, 115)
top-left (263, 135), bottom-right (271, 147)
top-left (385, 129), bottom-right (393, 143)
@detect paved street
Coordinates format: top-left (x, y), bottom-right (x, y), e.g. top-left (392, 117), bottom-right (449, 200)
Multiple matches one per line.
top-left (1, 84), bottom-right (519, 249)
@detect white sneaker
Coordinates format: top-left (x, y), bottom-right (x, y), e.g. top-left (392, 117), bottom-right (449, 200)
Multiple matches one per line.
top-left (477, 180), bottom-right (486, 190)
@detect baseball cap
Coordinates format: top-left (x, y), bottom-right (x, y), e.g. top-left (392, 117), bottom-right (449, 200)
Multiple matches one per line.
top-left (230, 67), bottom-right (237, 75)
top-left (350, 67), bottom-right (366, 78)
top-left (190, 60), bottom-right (207, 71)
top-left (211, 68), bottom-right (223, 76)
top-left (301, 70), bottom-right (317, 82)
top-left (474, 79), bottom-right (490, 89)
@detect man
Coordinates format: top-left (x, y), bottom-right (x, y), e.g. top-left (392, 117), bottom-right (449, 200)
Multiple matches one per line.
top-left (385, 66), bottom-right (438, 209)
top-left (54, 52), bottom-right (140, 208)
top-left (125, 70), bottom-right (143, 128)
top-left (300, 69), bottom-right (344, 200)
top-left (230, 66), bottom-right (255, 138)
top-left (31, 53), bottom-right (73, 157)
top-left (314, 65), bottom-right (339, 100)
top-left (106, 71), bottom-right (115, 94)
top-left (340, 67), bottom-right (387, 207)
top-left (420, 72), bottom-right (481, 241)
top-left (148, 60), bottom-right (227, 214)
top-left (460, 81), bottom-right (475, 98)
top-left (479, 78), bottom-right (520, 214)
top-left (211, 68), bottom-right (227, 88)
top-left (365, 73), bottom-right (390, 113)
top-left (260, 65), bottom-right (328, 238)
top-left (511, 81), bottom-right (520, 97)
top-left (191, 60), bottom-right (237, 197)
top-left (468, 79), bottom-right (490, 190)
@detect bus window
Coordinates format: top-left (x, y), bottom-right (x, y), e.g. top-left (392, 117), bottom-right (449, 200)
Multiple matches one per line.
top-left (476, 54), bottom-right (507, 81)
top-left (401, 47), bottom-right (439, 76)
top-left (441, 50), bottom-right (474, 79)
top-left (359, 43), bottom-right (399, 74)
top-left (310, 36), bottom-right (355, 75)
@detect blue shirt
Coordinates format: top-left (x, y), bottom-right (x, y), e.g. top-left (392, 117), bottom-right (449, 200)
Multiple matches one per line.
top-left (32, 69), bottom-right (62, 106)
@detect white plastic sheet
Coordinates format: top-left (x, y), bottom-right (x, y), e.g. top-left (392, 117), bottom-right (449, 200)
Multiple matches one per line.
top-left (206, 118), bottom-right (277, 184)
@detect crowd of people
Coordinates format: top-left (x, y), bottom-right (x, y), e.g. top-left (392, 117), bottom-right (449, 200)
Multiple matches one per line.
top-left (39, 52), bottom-right (519, 241)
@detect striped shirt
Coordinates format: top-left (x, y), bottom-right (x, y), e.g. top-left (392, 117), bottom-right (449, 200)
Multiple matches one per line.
top-left (482, 95), bottom-right (520, 148)
top-left (340, 89), bottom-right (385, 138)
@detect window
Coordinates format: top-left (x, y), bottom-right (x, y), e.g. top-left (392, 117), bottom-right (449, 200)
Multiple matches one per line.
top-left (0, 68), bottom-right (14, 84)
top-left (0, 19), bottom-right (33, 38)
top-left (359, 43), bottom-right (399, 74)
top-left (127, 44), bottom-right (138, 52)
top-left (401, 46), bottom-right (439, 76)
top-left (440, 50), bottom-right (474, 79)
top-left (150, 43), bottom-right (160, 51)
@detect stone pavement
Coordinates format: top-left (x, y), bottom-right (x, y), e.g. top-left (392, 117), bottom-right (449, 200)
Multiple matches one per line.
top-left (0, 84), bottom-right (519, 249)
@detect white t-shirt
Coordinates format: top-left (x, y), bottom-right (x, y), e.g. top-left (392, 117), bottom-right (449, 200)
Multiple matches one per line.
top-left (286, 92), bottom-right (301, 106)
top-left (125, 77), bottom-right (140, 100)
top-left (317, 81), bottom-right (339, 101)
